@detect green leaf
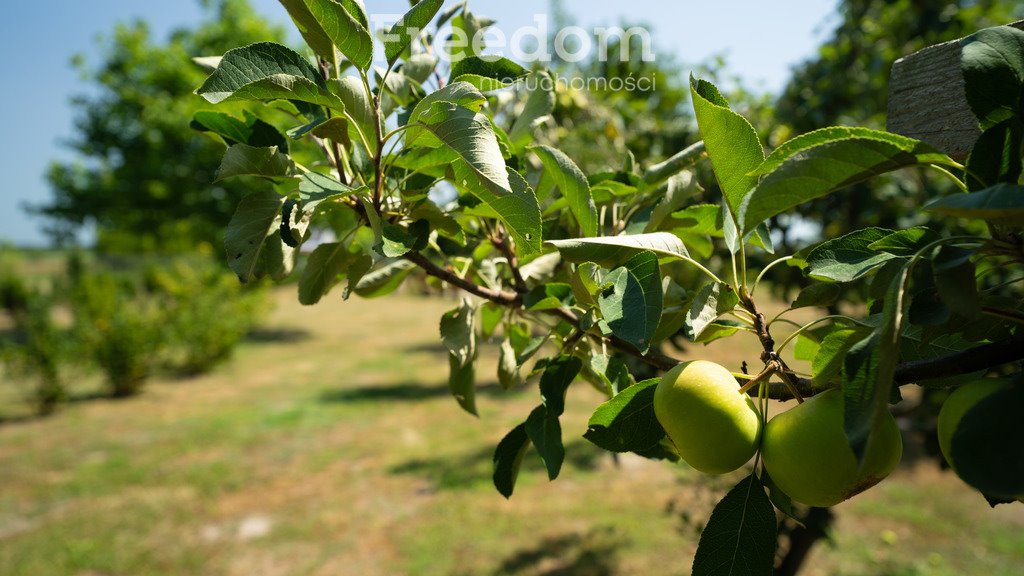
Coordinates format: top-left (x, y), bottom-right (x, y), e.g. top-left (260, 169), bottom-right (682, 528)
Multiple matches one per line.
top-left (523, 283), bottom-right (573, 311)
top-left (401, 53), bottom-right (439, 83)
top-left (497, 338), bottom-right (521, 390)
top-left (583, 378), bottom-right (665, 453)
top-left (585, 353), bottom-right (632, 396)
top-left (380, 221), bottom-right (429, 257)
top-left (277, 0), bottom-right (336, 59)
top-left (961, 26), bottom-right (1024, 128)
top-left (867, 227), bottom-right (941, 256)
top-left (196, 42), bottom-right (344, 109)
top-left (303, 0), bottom-right (373, 70)
top-left (597, 251), bottom-right (663, 353)
top-left (508, 72), bottom-right (555, 150)
top-left (546, 232), bottom-right (690, 268)
top-left (951, 383), bottom-right (1024, 498)
top-left (341, 252), bottom-right (373, 300)
top-left (280, 199), bottom-right (311, 248)
top-left (805, 228), bottom-right (899, 282)
top-left (353, 259), bottom-right (416, 298)
top-left (529, 145), bottom-right (599, 237)
top-left (811, 328), bottom-right (866, 388)
top-left (750, 127), bottom-right (942, 176)
top-left (760, 469), bottom-right (799, 522)
top-left (519, 253), bottom-right (562, 284)
top-left (493, 422), bottom-right (530, 498)
top-left (966, 119), bottom-right (1023, 190)
top-left (792, 283), bottom-right (840, 309)
top-left (384, 0), bottom-right (444, 66)
top-left (740, 129), bottom-right (956, 233)
top-left (687, 282), bottom-right (739, 340)
top-left (689, 76), bottom-right (764, 221)
top-left (692, 474), bottom-right (776, 576)
top-left (299, 171), bottom-right (361, 212)
top-left (191, 110), bottom-right (287, 150)
top-left (538, 356), bottom-right (581, 417)
top-left (450, 56), bottom-right (529, 90)
top-left (933, 246), bottom-right (979, 318)
top-left (298, 242), bottom-right (351, 305)
top-left (793, 334), bottom-right (820, 362)
top-left (924, 184), bottom-right (1024, 225)
top-left (843, 265), bottom-right (907, 459)
top-left (669, 203), bottom-right (721, 235)
top-left (215, 144), bottom-right (296, 181)
top-left (508, 322), bottom-right (546, 365)
top-left (693, 320), bottom-right (744, 344)
top-left (440, 299), bottom-right (476, 368)
top-left (646, 172), bottom-right (702, 232)
top-left (526, 405), bottom-right (564, 481)
top-left (447, 351), bottom-right (477, 416)
top-left (331, 75), bottom-right (378, 150)
top-left (225, 190), bottom-right (293, 284)
top-left (640, 141), bottom-right (706, 192)
top-left (415, 103), bottom-right (542, 255)
top-left (405, 81), bottom-right (486, 141)
top-left (309, 117), bottom-right (350, 147)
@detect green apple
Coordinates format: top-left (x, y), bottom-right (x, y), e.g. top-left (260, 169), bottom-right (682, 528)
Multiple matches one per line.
top-left (937, 379), bottom-right (1010, 467)
top-left (653, 360), bottom-right (761, 475)
top-left (937, 379), bottom-right (1023, 503)
top-left (761, 388), bottom-right (902, 507)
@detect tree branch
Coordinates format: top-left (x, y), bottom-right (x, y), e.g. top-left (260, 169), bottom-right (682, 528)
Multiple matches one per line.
top-left (405, 251), bottom-right (679, 371)
top-left (404, 251), bottom-right (521, 306)
top-left (760, 333), bottom-right (1024, 401)
top-left (406, 249), bottom-right (1024, 401)
top-left (893, 333), bottom-right (1024, 384)
top-left (491, 226), bottom-right (528, 294)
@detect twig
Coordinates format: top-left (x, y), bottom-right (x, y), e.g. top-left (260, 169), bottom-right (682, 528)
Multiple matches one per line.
top-left (404, 251), bottom-right (520, 306)
top-left (491, 225), bottom-right (528, 294)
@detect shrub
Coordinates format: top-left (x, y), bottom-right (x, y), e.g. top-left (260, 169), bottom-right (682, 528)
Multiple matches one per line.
top-left (143, 255), bottom-right (267, 375)
top-left (70, 271), bottom-right (162, 397)
top-left (1, 293), bottom-right (67, 414)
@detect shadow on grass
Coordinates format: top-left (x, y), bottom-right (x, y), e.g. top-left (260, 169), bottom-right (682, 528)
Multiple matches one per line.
top-left (318, 380), bottom-right (518, 404)
top-left (389, 437), bottom-right (607, 491)
top-left (244, 327), bottom-right (312, 344)
top-left (482, 527), bottom-right (624, 576)
top-left (0, 389), bottom-right (113, 426)
top-left (401, 342), bottom-right (450, 355)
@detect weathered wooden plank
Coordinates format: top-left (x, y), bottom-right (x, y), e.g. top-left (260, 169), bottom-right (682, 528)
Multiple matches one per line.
top-left (887, 20), bottom-right (1024, 160)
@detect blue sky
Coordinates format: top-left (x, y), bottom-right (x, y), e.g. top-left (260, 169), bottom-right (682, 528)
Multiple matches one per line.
top-left (0, 0), bottom-right (838, 246)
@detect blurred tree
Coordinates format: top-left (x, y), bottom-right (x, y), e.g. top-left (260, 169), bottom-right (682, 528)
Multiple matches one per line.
top-left (35, 0), bottom-right (287, 251)
top-left (778, 0), bottom-right (1022, 132)
top-left (771, 0), bottom-right (1023, 251)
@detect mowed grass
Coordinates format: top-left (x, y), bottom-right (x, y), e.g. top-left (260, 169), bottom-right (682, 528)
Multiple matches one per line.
top-left (1, 288), bottom-right (1023, 575)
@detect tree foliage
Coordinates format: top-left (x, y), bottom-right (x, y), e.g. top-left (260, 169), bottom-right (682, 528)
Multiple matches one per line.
top-left (37, 0), bottom-right (288, 251)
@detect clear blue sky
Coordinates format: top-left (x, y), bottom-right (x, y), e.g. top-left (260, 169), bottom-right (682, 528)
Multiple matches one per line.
top-left (0, 0), bottom-right (838, 247)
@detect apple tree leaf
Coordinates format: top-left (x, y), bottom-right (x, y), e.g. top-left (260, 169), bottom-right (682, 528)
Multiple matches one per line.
top-left (526, 405), bottom-right (564, 481)
top-left (529, 145), bottom-right (599, 237)
top-left (583, 378), bottom-right (665, 453)
top-left (493, 422), bottom-right (530, 498)
top-left (597, 251), bottom-right (663, 353)
top-left (692, 473), bottom-right (777, 576)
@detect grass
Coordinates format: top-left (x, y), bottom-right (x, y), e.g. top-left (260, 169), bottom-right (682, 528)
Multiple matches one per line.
top-left (1, 288), bottom-right (1022, 575)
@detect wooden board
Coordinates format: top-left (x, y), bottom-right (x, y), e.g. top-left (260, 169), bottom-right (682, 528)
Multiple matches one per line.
top-left (887, 20), bottom-right (1024, 160)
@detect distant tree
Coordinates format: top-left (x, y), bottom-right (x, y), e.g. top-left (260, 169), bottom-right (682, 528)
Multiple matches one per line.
top-left (771, 0), bottom-right (1023, 249)
top-left (36, 0), bottom-right (287, 251)
top-left (778, 0), bottom-right (1022, 132)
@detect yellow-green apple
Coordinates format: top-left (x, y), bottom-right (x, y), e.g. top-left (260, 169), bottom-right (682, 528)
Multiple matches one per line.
top-left (654, 361), bottom-right (761, 475)
top-left (762, 388), bottom-right (902, 507)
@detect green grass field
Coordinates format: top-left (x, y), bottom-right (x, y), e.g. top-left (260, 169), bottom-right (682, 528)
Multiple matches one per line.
top-left (1, 288), bottom-right (1022, 575)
